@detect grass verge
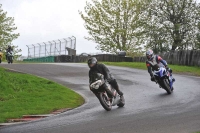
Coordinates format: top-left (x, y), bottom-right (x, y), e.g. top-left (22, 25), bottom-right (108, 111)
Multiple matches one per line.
top-left (102, 62), bottom-right (200, 76)
top-left (0, 67), bottom-right (84, 123)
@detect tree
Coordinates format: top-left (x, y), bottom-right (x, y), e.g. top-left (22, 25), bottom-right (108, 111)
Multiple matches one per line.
top-left (79, 0), bottom-right (145, 55)
top-left (143, 0), bottom-right (200, 52)
top-left (0, 4), bottom-right (20, 54)
top-left (11, 45), bottom-right (22, 60)
top-left (195, 22), bottom-right (200, 49)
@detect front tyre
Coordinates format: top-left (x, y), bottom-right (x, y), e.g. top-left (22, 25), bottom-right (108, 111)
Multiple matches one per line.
top-left (163, 79), bottom-right (172, 94)
top-left (8, 57), bottom-right (13, 64)
top-left (99, 93), bottom-right (112, 111)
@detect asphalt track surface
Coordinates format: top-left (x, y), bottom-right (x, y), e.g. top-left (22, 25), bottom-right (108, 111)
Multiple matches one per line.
top-left (0, 63), bottom-right (200, 133)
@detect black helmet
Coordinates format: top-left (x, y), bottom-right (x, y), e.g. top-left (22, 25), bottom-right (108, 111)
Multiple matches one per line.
top-left (88, 57), bottom-right (97, 68)
top-left (146, 49), bottom-right (154, 60)
top-left (8, 45), bottom-right (11, 49)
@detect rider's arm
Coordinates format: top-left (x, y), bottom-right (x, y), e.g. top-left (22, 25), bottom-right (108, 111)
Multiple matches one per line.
top-left (156, 55), bottom-right (167, 67)
top-left (101, 64), bottom-right (111, 80)
top-left (146, 61), bottom-right (153, 77)
top-left (89, 70), bottom-right (92, 84)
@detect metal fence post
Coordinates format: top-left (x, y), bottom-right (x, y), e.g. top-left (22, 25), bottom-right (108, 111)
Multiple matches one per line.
top-left (53, 40), bottom-right (56, 56)
top-left (68, 37), bottom-right (72, 49)
top-left (72, 36), bottom-right (76, 50)
top-left (49, 41), bottom-right (53, 56)
top-left (43, 42), bottom-right (47, 57)
top-left (58, 39), bottom-right (62, 55)
top-left (32, 44), bottom-right (35, 58)
top-left (63, 38), bottom-right (68, 55)
top-left (26, 45), bottom-right (30, 58)
top-left (38, 43), bottom-right (41, 58)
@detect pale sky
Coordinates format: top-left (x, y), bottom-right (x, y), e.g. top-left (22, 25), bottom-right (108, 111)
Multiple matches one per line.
top-left (1, 0), bottom-right (200, 56)
top-left (1, 0), bottom-right (99, 56)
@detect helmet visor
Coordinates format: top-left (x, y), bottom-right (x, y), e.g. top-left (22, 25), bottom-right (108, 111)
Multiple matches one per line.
top-left (89, 63), bottom-right (95, 68)
top-left (147, 55), bottom-right (152, 59)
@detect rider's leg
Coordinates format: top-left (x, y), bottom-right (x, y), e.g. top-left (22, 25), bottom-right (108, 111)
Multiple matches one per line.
top-left (102, 83), bottom-right (115, 98)
top-left (109, 79), bottom-right (123, 96)
top-left (168, 68), bottom-right (175, 82)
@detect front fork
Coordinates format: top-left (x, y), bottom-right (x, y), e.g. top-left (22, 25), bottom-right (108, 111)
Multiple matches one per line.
top-left (155, 76), bottom-right (173, 89)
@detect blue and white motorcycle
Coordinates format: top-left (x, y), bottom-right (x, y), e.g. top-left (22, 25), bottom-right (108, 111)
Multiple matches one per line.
top-left (152, 65), bottom-right (174, 94)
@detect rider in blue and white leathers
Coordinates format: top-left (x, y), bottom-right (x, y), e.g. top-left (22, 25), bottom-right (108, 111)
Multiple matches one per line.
top-left (145, 49), bottom-right (175, 82)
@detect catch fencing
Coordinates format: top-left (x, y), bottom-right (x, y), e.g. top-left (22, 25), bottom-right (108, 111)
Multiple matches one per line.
top-left (26, 36), bottom-right (76, 59)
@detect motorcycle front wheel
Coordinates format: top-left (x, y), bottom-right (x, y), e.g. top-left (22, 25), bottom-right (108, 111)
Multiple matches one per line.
top-left (99, 93), bottom-right (112, 111)
top-left (163, 79), bottom-right (172, 94)
top-left (8, 57), bottom-right (13, 64)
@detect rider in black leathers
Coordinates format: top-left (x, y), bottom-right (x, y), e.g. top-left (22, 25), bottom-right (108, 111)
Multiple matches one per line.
top-left (88, 57), bottom-right (123, 98)
top-left (6, 45), bottom-right (13, 60)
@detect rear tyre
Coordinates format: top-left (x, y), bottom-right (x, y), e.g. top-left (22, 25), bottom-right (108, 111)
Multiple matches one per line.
top-left (99, 93), bottom-right (112, 111)
top-left (163, 79), bottom-right (172, 94)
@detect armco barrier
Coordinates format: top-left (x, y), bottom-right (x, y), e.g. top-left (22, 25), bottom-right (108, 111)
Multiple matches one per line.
top-left (23, 56), bottom-right (55, 62)
top-left (54, 55), bottom-right (71, 62)
top-left (24, 54), bottom-right (133, 63)
top-left (74, 54), bottom-right (133, 62)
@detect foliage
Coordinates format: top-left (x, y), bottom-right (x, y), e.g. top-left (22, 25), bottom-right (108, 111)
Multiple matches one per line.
top-left (79, 0), bottom-right (146, 55)
top-left (196, 22), bottom-right (200, 49)
top-left (80, 0), bottom-right (200, 54)
top-left (142, 0), bottom-right (200, 53)
top-left (0, 4), bottom-right (20, 57)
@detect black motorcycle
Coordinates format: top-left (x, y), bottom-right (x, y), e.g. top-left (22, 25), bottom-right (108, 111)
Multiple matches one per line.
top-left (7, 51), bottom-right (14, 64)
top-left (90, 73), bottom-right (125, 111)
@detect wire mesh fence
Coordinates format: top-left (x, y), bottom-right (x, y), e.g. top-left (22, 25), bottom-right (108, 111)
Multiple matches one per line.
top-left (26, 36), bottom-right (76, 59)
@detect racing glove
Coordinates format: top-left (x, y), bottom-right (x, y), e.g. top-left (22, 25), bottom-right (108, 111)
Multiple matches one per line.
top-left (165, 65), bottom-right (169, 70)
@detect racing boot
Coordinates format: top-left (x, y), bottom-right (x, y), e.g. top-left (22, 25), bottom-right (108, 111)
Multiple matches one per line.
top-left (116, 89), bottom-right (123, 96)
top-left (111, 79), bottom-right (123, 96)
top-left (168, 68), bottom-right (175, 82)
top-left (114, 86), bottom-right (124, 101)
top-left (103, 84), bottom-right (115, 99)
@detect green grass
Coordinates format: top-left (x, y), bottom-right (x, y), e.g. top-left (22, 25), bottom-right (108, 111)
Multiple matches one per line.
top-left (102, 62), bottom-right (200, 76)
top-left (0, 67), bottom-right (84, 123)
